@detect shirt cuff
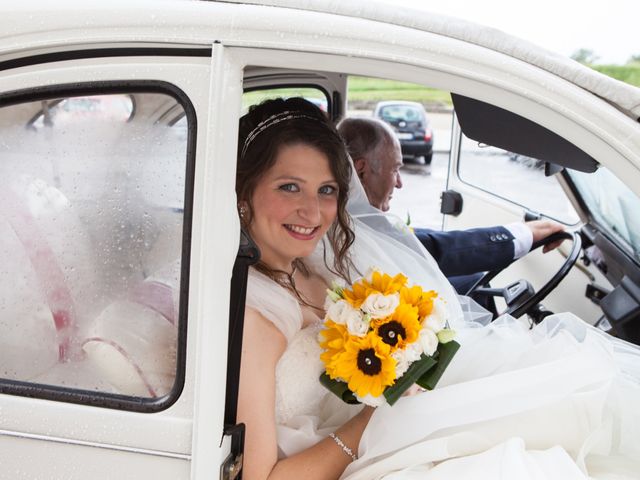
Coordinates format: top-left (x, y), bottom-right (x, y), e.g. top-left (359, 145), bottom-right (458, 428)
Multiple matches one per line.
top-left (505, 223), bottom-right (533, 260)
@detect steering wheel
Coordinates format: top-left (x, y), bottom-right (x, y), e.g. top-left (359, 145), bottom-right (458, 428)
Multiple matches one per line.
top-left (466, 231), bottom-right (582, 319)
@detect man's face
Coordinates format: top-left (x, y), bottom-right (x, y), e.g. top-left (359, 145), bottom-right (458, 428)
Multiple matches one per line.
top-left (360, 139), bottom-right (403, 212)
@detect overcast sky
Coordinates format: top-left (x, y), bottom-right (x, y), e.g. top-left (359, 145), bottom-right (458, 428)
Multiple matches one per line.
top-left (392, 0), bottom-right (638, 65)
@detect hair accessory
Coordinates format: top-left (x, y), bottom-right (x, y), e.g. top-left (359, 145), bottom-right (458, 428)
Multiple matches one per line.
top-left (328, 432), bottom-right (357, 462)
top-left (241, 110), bottom-right (319, 159)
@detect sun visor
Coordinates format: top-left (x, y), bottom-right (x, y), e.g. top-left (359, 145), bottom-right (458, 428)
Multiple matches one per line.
top-left (451, 93), bottom-right (598, 173)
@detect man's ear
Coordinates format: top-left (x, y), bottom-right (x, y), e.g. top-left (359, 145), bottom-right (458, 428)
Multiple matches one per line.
top-left (354, 157), bottom-right (367, 177)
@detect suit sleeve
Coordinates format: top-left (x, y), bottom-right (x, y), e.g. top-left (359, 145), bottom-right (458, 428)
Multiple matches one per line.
top-left (413, 226), bottom-right (515, 277)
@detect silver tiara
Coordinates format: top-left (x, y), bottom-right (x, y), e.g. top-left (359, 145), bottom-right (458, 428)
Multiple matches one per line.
top-left (241, 110), bottom-right (319, 159)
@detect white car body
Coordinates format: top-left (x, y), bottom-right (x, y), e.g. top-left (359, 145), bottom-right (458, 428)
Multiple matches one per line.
top-left (0, 1), bottom-right (639, 479)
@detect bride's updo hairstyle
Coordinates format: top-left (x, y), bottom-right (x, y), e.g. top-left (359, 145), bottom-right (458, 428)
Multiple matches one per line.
top-left (237, 97), bottom-right (355, 290)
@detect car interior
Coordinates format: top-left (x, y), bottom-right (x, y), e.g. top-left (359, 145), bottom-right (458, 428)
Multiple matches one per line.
top-left (220, 64), bottom-right (640, 434)
top-left (235, 65), bottom-right (640, 343)
top-left (1, 65), bottom-right (639, 421)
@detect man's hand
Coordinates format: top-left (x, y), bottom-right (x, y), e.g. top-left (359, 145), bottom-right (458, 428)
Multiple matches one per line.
top-left (526, 220), bottom-right (566, 253)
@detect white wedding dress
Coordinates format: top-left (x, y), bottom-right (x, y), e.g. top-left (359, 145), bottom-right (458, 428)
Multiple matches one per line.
top-left (245, 177), bottom-right (640, 479)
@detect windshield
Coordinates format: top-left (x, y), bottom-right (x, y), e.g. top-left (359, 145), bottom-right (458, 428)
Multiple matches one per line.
top-left (568, 167), bottom-right (640, 262)
top-left (379, 105), bottom-right (423, 123)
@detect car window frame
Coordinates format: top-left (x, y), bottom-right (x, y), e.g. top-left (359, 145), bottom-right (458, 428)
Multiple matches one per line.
top-left (243, 83), bottom-right (333, 118)
top-left (452, 117), bottom-right (581, 227)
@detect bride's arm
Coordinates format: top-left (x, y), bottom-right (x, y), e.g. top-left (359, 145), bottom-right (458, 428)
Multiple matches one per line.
top-left (238, 308), bottom-right (373, 480)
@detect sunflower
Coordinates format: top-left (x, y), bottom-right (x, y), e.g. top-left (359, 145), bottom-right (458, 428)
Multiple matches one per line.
top-left (401, 285), bottom-right (437, 322)
top-left (366, 270), bottom-right (408, 296)
top-left (342, 271), bottom-right (408, 309)
top-left (330, 331), bottom-right (396, 398)
top-left (341, 280), bottom-right (370, 309)
top-left (319, 320), bottom-right (349, 377)
top-left (374, 303), bottom-right (421, 351)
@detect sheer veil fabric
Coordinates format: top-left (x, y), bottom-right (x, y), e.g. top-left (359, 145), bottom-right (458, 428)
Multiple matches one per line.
top-left (244, 165), bottom-right (640, 479)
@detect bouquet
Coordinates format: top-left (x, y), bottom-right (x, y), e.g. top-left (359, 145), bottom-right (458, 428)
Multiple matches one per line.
top-left (319, 268), bottom-right (459, 406)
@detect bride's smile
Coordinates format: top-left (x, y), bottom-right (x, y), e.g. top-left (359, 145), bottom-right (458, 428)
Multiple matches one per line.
top-left (284, 223), bottom-right (320, 238)
top-left (247, 142), bottom-right (339, 271)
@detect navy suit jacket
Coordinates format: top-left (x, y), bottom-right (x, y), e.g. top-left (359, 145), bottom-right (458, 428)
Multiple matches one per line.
top-left (414, 226), bottom-right (515, 277)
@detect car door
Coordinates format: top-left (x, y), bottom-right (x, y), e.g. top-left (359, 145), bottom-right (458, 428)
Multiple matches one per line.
top-left (0, 44), bottom-right (224, 478)
top-left (442, 98), bottom-right (611, 324)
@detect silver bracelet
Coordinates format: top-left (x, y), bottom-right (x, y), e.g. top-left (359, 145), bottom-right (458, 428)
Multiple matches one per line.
top-left (328, 432), bottom-right (357, 461)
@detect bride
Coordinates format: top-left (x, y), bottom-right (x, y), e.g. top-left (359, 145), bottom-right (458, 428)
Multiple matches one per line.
top-left (235, 97), bottom-right (640, 479)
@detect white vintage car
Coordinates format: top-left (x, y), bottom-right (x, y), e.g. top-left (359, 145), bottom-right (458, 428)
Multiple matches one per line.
top-left (0, 1), bottom-right (639, 478)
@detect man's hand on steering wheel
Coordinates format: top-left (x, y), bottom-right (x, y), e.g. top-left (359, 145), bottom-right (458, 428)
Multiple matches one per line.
top-left (467, 225), bottom-right (582, 320)
top-left (526, 220), bottom-right (567, 253)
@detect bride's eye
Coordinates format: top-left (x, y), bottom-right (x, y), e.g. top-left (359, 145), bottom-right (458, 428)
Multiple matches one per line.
top-left (319, 185), bottom-right (338, 196)
top-left (278, 183), bottom-right (299, 193)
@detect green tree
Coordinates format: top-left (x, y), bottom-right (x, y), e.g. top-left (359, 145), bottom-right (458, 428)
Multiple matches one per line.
top-left (628, 54), bottom-right (640, 65)
top-left (571, 48), bottom-right (599, 65)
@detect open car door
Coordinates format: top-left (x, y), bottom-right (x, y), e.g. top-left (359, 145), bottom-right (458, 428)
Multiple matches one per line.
top-left (443, 94), bottom-right (611, 325)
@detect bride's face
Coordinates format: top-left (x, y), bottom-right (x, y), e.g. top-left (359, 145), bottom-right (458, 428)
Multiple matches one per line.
top-left (248, 143), bottom-right (339, 270)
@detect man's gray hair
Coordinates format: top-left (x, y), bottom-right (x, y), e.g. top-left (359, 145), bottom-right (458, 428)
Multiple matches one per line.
top-left (337, 117), bottom-right (396, 173)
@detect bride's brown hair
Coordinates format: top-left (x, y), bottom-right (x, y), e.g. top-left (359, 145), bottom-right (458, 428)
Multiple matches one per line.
top-left (236, 97), bottom-right (355, 291)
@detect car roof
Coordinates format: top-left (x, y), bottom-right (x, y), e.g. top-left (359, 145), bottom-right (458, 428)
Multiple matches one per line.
top-left (2, 1), bottom-right (639, 126)
top-left (219, 0), bottom-right (640, 121)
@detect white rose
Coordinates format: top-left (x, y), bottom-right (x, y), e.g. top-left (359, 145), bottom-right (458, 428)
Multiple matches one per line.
top-left (361, 293), bottom-right (400, 319)
top-left (404, 341), bottom-right (423, 362)
top-left (346, 310), bottom-right (370, 337)
top-left (419, 327), bottom-right (439, 356)
top-left (392, 350), bottom-right (411, 378)
top-left (326, 300), bottom-right (369, 336)
top-left (327, 300), bottom-right (370, 336)
top-left (391, 344), bottom-right (420, 377)
top-left (326, 300), bottom-right (353, 324)
top-left (423, 298), bottom-right (447, 333)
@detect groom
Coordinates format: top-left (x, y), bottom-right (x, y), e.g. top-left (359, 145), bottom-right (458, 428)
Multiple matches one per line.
top-left (337, 117), bottom-right (565, 295)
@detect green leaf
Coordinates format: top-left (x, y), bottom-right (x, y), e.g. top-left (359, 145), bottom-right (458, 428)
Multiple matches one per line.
top-left (383, 354), bottom-right (437, 406)
top-left (319, 373), bottom-right (360, 404)
top-left (416, 340), bottom-right (460, 391)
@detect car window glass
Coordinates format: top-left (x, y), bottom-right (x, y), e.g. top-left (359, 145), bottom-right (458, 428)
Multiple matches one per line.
top-left (0, 92), bottom-right (186, 400)
top-left (347, 76), bottom-right (450, 229)
top-left (29, 95), bottom-right (134, 130)
top-left (379, 105), bottom-right (421, 122)
top-left (457, 132), bottom-right (580, 225)
top-left (568, 167), bottom-right (640, 261)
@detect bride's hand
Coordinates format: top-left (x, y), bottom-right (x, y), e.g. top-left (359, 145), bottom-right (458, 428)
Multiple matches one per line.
top-left (403, 384), bottom-right (427, 397)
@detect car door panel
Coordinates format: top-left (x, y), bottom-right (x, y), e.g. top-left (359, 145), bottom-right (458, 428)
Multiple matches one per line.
top-left (0, 50), bottom-right (216, 478)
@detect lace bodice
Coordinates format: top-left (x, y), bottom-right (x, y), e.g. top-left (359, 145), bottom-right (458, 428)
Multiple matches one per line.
top-left (245, 268), bottom-right (330, 423)
top-left (274, 322), bottom-right (326, 424)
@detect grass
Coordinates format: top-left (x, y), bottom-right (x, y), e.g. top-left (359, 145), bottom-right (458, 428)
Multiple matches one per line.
top-left (347, 64), bottom-right (640, 110)
top-left (347, 76), bottom-right (452, 108)
top-left (591, 65), bottom-right (640, 87)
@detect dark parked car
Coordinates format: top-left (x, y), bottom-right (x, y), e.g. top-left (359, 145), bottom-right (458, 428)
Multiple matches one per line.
top-left (374, 100), bottom-right (434, 165)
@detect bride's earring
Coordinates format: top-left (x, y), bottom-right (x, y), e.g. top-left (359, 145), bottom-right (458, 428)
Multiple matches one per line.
top-left (238, 204), bottom-right (248, 220)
